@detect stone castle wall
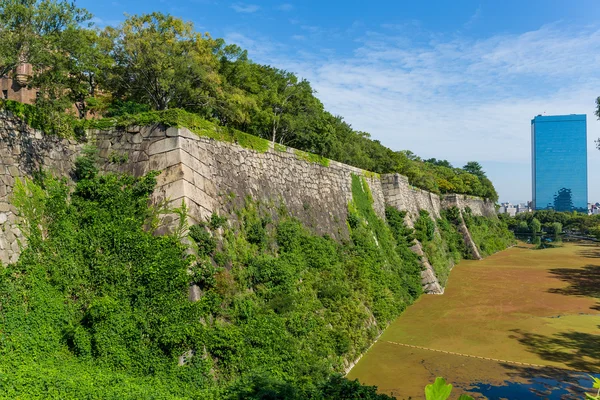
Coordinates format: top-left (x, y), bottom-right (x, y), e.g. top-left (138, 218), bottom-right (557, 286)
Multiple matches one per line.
top-left (442, 194), bottom-right (497, 218)
top-left (0, 112), bottom-right (497, 293)
top-left (91, 125), bottom-right (385, 240)
top-left (0, 111), bottom-right (81, 264)
top-left (381, 174), bottom-right (496, 222)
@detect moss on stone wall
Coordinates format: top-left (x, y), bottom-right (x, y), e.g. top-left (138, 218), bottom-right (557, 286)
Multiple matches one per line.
top-left (293, 149), bottom-right (331, 167)
top-left (89, 109), bottom-right (272, 153)
top-left (274, 143), bottom-right (287, 152)
top-left (363, 171), bottom-right (381, 180)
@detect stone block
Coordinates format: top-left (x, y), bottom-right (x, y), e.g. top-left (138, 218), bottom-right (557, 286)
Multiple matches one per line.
top-left (178, 128), bottom-right (198, 140)
top-left (148, 137), bottom-right (180, 156)
top-left (8, 165), bottom-right (19, 177)
top-left (166, 127), bottom-right (180, 137)
top-left (143, 126), bottom-right (167, 139)
top-left (155, 164), bottom-right (185, 187)
top-left (131, 133), bottom-right (143, 144)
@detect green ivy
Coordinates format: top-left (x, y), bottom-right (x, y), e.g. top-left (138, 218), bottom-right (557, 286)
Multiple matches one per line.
top-left (293, 149), bottom-right (331, 167)
top-left (462, 209), bottom-right (515, 257)
top-left (2, 163), bottom-right (414, 398)
top-left (413, 209), bottom-right (465, 287)
top-left (274, 143), bottom-right (287, 152)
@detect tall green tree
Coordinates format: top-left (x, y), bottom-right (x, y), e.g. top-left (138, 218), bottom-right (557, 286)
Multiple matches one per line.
top-left (107, 12), bottom-right (221, 112)
top-left (33, 27), bottom-right (114, 117)
top-left (462, 161), bottom-right (485, 177)
top-left (0, 0), bottom-right (91, 78)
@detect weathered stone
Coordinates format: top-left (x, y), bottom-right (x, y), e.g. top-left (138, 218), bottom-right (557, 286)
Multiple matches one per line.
top-left (188, 284), bottom-right (202, 302)
top-left (131, 133), bottom-right (143, 144)
top-left (148, 137), bottom-right (179, 156)
top-left (8, 165), bottom-right (19, 177)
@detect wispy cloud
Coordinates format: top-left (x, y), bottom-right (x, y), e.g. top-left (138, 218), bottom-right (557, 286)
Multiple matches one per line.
top-left (277, 3), bottom-right (293, 11)
top-left (90, 16), bottom-right (121, 27)
top-left (231, 3), bottom-right (259, 13)
top-left (224, 32), bottom-right (286, 58)
top-left (292, 25), bottom-right (600, 160)
top-left (464, 5), bottom-right (482, 29)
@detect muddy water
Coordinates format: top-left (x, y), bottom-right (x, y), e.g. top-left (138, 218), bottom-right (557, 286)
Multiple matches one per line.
top-left (347, 243), bottom-right (600, 399)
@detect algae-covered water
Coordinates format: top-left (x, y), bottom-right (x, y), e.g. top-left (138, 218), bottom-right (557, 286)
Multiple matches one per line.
top-left (347, 243), bottom-right (600, 399)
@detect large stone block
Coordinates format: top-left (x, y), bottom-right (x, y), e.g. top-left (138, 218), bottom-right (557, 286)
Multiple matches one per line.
top-left (148, 137), bottom-right (180, 156)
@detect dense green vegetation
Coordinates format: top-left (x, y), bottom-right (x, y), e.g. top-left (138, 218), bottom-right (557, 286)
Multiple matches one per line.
top-left (504, 209), bottom-right (600, 239)
top-left (0, 150), bottom-right (422, 398)
top-left (0, 0), bottom-right (498, 201)
top-left (462, 208), bottom-right (515, 257)
top-left (413, 209), bottom-right (465, 287)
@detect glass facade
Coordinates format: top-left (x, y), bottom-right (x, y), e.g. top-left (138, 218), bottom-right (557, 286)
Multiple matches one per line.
top-left (531, 114), bottom-right (587, 212)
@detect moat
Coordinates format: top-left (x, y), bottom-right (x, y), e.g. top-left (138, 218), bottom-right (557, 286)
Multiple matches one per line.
top-left (348, 242), bottom-right (600, 399)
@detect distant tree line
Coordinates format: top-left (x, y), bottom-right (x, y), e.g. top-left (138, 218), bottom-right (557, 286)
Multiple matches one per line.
top-left (503, 210), bottom-right (600, 239)
top-left (0, 0), bottom-right (498, 201)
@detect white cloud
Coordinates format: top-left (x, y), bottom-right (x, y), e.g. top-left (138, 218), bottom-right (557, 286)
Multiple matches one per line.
top-left (231, 3), bottom-right (259, 13)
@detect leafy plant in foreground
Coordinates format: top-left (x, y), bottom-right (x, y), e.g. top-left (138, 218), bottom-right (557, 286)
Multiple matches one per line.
top-left (425, 377), bottom-right (474, 400)
top-left (586, 375), bottom-right (600, 400)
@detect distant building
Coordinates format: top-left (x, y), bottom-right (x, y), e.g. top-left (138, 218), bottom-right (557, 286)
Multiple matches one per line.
top-left (516, 203), bottom-right (531, 214)
top-left (0, 63), bottom-right (37, 104)
top-left (498, 201), bottom-right (532, 216)
top-left (531, 114), bottom-right (587, 212)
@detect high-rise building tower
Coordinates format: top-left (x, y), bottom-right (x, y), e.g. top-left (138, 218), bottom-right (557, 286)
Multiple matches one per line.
top-left (531, 114), bottom-right (587, 212)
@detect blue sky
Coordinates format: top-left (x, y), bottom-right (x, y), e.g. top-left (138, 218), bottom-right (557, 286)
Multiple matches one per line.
top-left (81, 0), bottom-right (600, 203)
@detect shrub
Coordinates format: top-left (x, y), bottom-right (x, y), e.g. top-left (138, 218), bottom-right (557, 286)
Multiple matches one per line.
top-left (189, 224), bottom-right (217, 256)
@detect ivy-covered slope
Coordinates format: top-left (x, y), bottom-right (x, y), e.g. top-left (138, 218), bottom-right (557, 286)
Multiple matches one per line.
top-left (0, 151), bottom-right (419, 398)
top-left (462, 208), bottom-right (516, 257)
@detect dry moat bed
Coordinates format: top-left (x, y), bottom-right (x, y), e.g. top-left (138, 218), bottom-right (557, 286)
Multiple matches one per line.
top-left (348, 242), bottom-right (600, 399)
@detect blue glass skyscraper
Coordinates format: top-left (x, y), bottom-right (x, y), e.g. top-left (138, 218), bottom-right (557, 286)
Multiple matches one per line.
top-left (531, 114), bottom-right (587, 212)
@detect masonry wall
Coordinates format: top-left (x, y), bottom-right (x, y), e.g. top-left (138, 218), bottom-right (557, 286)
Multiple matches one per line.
top-left (0, 113), bottom-right (498, 294)
top-left (0, 111), bottom-right (80, 264)
top-left (381, 174), bottom-right (496, 221)
top-left (91, 125), bottom-right (385, 241)
top-left (442, 194), bottom-right (497, 218)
